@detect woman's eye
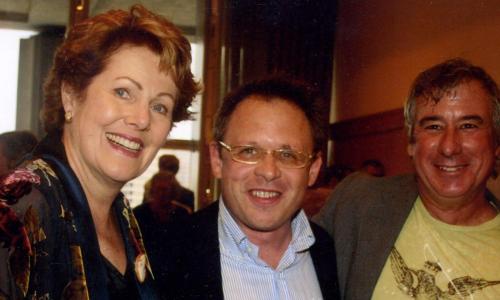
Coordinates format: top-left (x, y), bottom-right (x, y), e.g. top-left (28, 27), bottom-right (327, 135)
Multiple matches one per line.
top-left (151, 103), bottom-right (168, 115)
top-left (114, 88), bottom-right (130, 99)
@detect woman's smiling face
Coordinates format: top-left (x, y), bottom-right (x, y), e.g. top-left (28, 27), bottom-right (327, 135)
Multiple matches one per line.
top-left (62, 45), bottom-right (177, 187)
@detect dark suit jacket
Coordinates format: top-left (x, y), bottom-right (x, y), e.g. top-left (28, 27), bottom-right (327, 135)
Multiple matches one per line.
top-left (313, 172), bottom-right (500, 300)
top-left (178, 186), bottom-right (195, 211)
top-left (150, 202), bottom-right (340, 299)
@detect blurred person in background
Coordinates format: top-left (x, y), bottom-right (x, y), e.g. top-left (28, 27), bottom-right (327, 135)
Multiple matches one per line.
top-left (143, 154), bottom-right (194, 213)
top-left (135, 170), bottom-right (190, 231)
top-left (0, 130), bottom-right (38, 176)
top-left (302, 164), bottom-right (354, 217)
top-left (134, 170), bottom-right (190, 277)
top-left (360, 159), bottom-right (385, 177)
top-left (0, 5), bottom-right (199, 299)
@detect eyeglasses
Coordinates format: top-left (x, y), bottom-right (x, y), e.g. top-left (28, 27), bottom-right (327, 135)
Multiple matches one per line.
top-left (218, 141), bottom-right (313, 169)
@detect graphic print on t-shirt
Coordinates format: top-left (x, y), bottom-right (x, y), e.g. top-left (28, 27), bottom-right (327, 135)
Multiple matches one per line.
top-left (389, 247), bottom-right (500, 299)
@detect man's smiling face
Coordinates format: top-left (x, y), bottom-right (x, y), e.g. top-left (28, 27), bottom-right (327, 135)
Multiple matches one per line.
top-left (408, 80), bottom-right (500, 208)
top-left (210, 96), bottom-right (321, 234)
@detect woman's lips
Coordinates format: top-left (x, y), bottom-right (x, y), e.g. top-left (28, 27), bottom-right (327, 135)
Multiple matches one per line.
top-left (105, 132), bottom-right (144, 157)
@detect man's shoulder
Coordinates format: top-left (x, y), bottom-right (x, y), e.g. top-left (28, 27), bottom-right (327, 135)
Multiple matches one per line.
top-left (309, 221), bottom-right (335, 250)
top-left (180, 186), bottom-right (194, 196)
top-left (172, 201), bottom-right (219, 242)
top-left (332, 172), bottom-right (416, 203)
top-left (341, 172), bottom-right (415, 189)
top-left (192, 201), bottom-right (219, 222)
top-left (313, 173), bottom-right (418, 235)
top-left (310, 221), bottom-right (333, 241)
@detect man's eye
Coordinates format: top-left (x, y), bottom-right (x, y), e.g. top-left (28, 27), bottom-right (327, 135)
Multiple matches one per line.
top-left (424, 124), bottom-right (442, 130)
top-left (460, 123), bottom-right (478, 129)
top-left (114, 88), bottom-right (130, 99)
top-left (151, 103), bottom-right (168, 115)
top-left (279, 150), bottom-right (299, 161)
top-left (237, 147), bottom-right (259, 157)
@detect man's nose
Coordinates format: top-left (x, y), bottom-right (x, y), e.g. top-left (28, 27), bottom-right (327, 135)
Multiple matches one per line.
top-left (438, 127), bottom-right (462, 157)
top-left (254, 151), bottom-right (281, 181)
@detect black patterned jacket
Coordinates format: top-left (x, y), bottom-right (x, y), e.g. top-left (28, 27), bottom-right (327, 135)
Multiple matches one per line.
top-left (0, 133), bottom-right (157, 299)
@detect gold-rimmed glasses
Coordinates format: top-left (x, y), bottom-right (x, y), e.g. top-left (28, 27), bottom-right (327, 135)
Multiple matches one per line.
top-left (218, 141), bottom-right (313, 169)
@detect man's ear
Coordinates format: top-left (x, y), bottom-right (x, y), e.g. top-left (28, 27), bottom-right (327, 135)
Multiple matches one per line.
top-left (209, 141), bottom-right (223, 179)
top-left (61, 82), bottom-right (78, 113)
top-left (307, 152), bottom-right (323, 187)
top-left (407, 143), bottom-right (415, 158)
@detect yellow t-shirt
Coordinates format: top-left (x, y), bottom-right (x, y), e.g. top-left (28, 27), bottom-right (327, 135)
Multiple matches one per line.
top-left (372, 197), bottom-right (500, 299)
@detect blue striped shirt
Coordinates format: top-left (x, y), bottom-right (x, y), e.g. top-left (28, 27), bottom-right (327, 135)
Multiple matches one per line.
top-left (218, 200), bottom-right (323, 300)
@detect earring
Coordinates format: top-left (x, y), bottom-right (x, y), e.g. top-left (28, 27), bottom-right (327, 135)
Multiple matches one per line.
top-left (65, 111), bottom-right (73, 122)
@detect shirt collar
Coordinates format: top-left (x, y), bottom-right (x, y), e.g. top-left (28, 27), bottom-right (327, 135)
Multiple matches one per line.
top-left (218, 197), bottom-right (316, 255)
top-left (219, 199), bottom-right (247, 247)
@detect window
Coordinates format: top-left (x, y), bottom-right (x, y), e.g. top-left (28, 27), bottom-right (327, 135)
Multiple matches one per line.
top-left (0, 29), bottom-right (37, 133)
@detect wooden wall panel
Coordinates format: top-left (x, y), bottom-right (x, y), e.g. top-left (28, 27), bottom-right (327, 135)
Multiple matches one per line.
top-left (330, 108), bottom-right (414, 176)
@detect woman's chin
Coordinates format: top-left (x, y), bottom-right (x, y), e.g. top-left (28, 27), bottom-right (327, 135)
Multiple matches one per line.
top-left (102, 168), bottom-right (143, 186)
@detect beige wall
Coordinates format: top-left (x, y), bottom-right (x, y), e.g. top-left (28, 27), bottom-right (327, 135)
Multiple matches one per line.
top-left (332, 0), bottom-right (500, 122)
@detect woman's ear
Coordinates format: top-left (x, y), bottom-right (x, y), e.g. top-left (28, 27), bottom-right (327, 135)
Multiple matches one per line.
top-left (61, 82), bottom-right (77, 113)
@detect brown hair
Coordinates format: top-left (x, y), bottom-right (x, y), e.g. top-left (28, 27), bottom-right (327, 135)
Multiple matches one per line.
top-left (404, 58), bottom-right (500, 144)
top-left (158, 154), bottom-right (180, 174)
top-left (42, 4), bottom-right (200, 133)
top-left (213, 76), bottom-right (326, 153)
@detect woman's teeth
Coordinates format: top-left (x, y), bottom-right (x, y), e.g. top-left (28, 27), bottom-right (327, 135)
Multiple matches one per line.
top-left (106, 133), bottom-right (141, 151)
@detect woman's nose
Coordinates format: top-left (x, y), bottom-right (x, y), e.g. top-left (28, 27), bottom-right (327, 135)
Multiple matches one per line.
top-left (125, 102), bottom-right (151, 131)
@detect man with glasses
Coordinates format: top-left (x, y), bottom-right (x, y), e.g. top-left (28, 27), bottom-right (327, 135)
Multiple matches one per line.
top-left (156, 77), bottom-right (340, 299)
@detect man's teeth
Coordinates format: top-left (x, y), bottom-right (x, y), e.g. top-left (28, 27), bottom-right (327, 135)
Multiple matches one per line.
top-left (106, 133), bottom-right (141, 151)
top-left (251, 190), bottom-right (280, 198)
top-left (439, 166), bottom-right (462, 172)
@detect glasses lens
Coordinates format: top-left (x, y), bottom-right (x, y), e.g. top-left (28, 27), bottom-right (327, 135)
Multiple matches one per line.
top-left (231, 146), bottom-right (262, 163)
top-left (220, 141), bottom-right (311, 168)
top-left (274, 149), bottom-right (308, 168)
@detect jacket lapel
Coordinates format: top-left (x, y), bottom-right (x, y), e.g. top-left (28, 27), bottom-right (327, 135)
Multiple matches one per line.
top-left (348, 174), bottom-right (418, 299)
top-left (183, 202), bottom-right (224, 299)
top-left (310, 222), bottom-right (340, 300)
